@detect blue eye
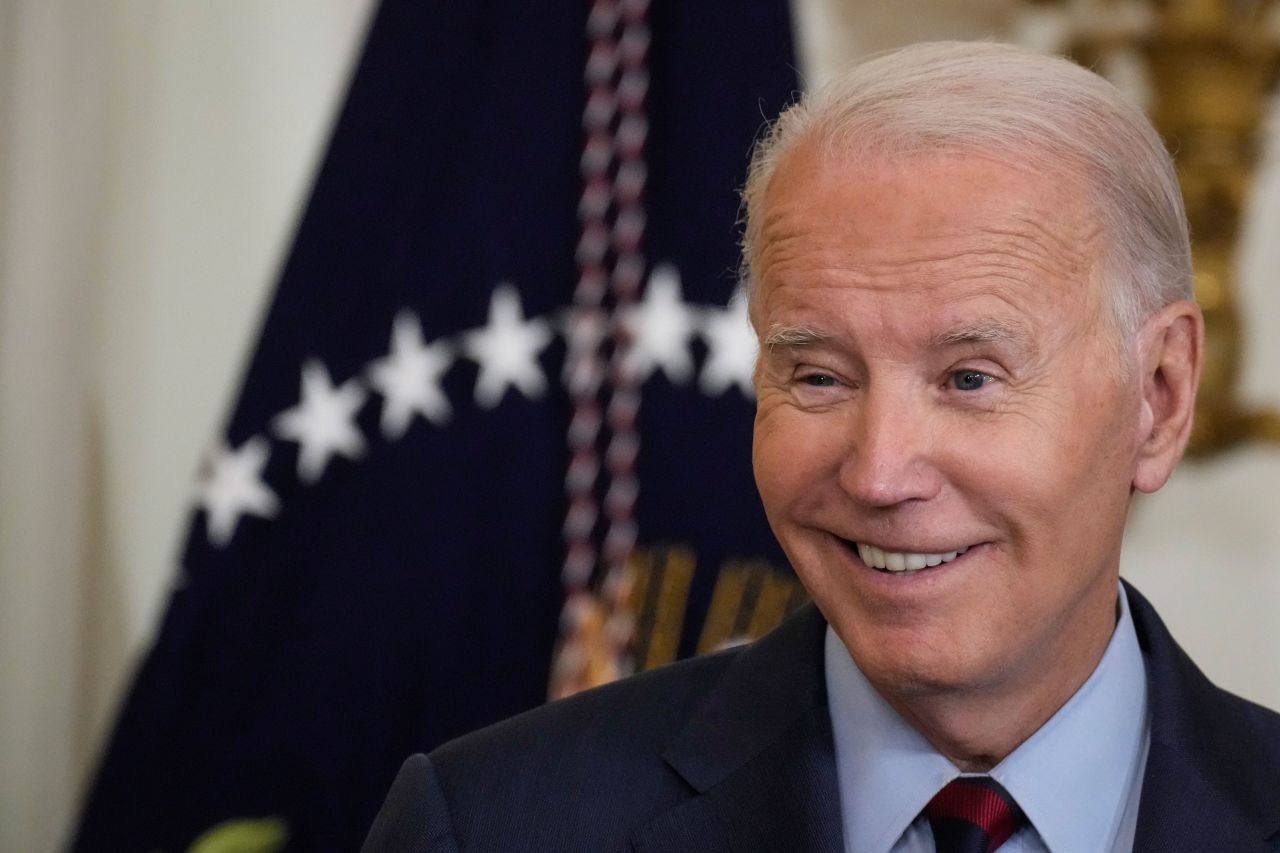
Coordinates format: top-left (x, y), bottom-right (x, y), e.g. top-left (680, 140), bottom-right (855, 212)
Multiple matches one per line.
top-left (802, 373), bottom-right (838, 387)
top-left (951, 370), bottom-right (990, 391)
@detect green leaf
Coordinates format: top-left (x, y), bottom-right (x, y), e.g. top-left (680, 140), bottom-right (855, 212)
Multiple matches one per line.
top-left (186, 817), bottom-right (289, 853)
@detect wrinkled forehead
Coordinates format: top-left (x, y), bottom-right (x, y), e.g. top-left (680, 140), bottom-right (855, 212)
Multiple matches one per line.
top-left (749, 143), bottom-right (1109, 319)
top-left (770, 140), bottom-right (1099, 240)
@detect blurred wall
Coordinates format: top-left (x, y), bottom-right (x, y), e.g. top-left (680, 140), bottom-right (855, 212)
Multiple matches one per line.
top-left (0, 1), bottom-right (1276, 850)
top-left (0, 2), bottom-right (374, 850)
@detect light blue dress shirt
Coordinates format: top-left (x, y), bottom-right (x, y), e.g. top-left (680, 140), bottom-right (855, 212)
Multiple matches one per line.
top-left (826, 584), bottom-right (1150, 853)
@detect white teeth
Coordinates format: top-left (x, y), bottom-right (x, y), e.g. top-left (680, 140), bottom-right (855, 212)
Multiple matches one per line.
top-left (904, 553), bottom-right (928, 571)
top-left (855, 542), bottom-right (971, 573)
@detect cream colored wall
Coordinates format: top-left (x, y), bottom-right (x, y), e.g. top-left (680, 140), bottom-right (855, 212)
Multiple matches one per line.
top-left (91, 0), bottom-right (374, 715)
top-left (0, 3), bottom-right (374, 850)
top-left (1, 2), bottom-right (1276, 851)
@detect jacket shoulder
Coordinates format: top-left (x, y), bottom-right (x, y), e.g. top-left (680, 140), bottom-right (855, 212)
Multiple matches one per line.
top-left (1182, 678), bottom-right (1280, 807)
top-left (1125, 581), bottom-right (1280, 839)
top-left (425, 645), bottom-right (745, 851)
top-left (437, 641), bottom-right (742, 765)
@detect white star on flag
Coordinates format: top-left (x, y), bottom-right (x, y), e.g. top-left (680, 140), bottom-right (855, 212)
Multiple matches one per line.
top-left (197, 436), bottom-right (280, 547)
top-left (464, 284), bottom-right (553, 408)
top-left (368, 310), bottom-right (453, 439)
top-left (272, 359), bottom-right (368, 484)
top-left (621, 263), bottom-right (696, 384)
top-left (699, 289), bottom-right (757, 398)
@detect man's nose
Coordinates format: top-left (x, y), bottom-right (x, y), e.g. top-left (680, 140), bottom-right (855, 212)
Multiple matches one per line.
top-left (836, 388), bottom-right (943, 508)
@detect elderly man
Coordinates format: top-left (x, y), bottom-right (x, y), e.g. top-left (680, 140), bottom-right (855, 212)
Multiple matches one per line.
top-left (363, 42), bottom-right (1280, 853)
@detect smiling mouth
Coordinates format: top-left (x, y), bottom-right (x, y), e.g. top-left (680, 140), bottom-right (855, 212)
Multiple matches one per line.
top-left (847, 540), bottom-right (972, 574)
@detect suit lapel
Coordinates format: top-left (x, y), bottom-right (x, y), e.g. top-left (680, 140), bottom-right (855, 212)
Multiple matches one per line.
top-left (631, 706), bottom-right (842, 853)
top-left (631, 605), bottom-right (842, 853)
top-left (633, 585), bottom-right (1280, 853)
top-left (1126, 583), bottom-right (1280, 852)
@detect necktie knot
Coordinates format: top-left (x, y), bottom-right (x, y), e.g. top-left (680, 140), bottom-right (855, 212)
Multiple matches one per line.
top-left (925, 777), bottom-right (1025, 853)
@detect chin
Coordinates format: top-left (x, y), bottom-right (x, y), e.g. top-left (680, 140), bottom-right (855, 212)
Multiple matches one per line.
top-left (838, 621), bottom-right (1000, 698)
top-left (858, 650), bottom-right (968, 695)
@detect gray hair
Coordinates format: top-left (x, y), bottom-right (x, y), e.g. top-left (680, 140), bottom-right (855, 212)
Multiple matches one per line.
top-left (741, 40), bottom-right (1193, 339)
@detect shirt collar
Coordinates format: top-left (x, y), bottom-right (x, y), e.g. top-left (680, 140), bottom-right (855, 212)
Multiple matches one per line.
top-left (989, 586), bottom-right (1148, 852)
top-left (825, 584), bottom-right (1149, 853)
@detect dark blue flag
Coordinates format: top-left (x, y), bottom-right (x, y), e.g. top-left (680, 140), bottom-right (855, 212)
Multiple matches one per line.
top-left (73, 2), bottom-right (798, 851)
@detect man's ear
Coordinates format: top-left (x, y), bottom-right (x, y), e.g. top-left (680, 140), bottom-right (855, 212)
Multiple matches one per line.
top-left (1132, 299), bottom-right (1204, 494)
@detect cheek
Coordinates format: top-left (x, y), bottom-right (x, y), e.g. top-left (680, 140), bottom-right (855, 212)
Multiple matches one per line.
top-left (969, 391), bottom-right (1137, 552)
top-left (751, 417), bottom-right (793, 514)
top-left (752, 408), bottom-right (844, 517)
top-left (1052, 378), bottom-right (1141, 489)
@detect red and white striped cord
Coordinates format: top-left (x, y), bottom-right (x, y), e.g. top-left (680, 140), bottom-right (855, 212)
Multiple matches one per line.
top-left (550, 0), bottom-right (651, 699)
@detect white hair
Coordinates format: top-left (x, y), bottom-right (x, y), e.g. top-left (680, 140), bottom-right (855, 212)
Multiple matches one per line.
top-left (741, 41), bottom-right (1193, 339)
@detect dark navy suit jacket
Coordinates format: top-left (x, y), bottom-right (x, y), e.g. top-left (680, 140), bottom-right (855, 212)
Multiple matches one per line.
top-left (362, 584), bottom-right (1280, 852)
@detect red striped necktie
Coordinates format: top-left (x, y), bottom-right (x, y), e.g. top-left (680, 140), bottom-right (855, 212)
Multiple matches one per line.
top-left (925, 777), bottom-right (1026, 853)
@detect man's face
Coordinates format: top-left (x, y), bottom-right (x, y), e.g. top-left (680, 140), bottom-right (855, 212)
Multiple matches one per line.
top-left (752, 144), bottom-right (1145, 705)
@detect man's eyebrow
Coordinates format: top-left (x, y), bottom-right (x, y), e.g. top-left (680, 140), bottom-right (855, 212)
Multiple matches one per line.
top-left (929, 319), bottom-right (1035, 352)
top-left (763, 324), bottom-right (830, 350)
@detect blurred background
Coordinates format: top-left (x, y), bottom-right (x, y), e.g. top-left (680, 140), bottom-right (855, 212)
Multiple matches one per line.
top-left (2, 1), bottom-right (1279, 851)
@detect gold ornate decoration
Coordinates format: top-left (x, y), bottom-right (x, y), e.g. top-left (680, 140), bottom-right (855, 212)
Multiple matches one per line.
top-left (1037, 0), bottom-right (1280, 453)
top-left (630, 547), bottom-right (807, 669)
top-left (555, 546), bottom-right (809, 688)
top-left (629, 546), bottom-right (698, 670)
top-left (696, 559), bottom-right (809, 654)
